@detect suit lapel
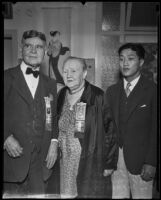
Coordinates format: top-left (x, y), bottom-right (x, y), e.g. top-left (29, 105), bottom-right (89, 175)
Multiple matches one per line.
top-left (35, 73), bottom-right (53, 105)
top-left (35, 75), bottom-right (45, 100)
top-left (12, 66), bottom-right (33, 105)
top-left (126, 75), bottom-right (147, 121)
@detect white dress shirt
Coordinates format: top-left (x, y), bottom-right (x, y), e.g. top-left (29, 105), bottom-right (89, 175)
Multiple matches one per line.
top-left (20, 61), bottom-right (39, 98)
top-left (123, 75), bottom-right (141, 93)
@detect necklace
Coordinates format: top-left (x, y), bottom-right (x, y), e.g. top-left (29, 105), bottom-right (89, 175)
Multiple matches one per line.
top-left (67, 85), bottom-right (85, 110)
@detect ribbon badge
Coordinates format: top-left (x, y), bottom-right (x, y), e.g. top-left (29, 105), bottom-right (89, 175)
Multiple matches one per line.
top-left (75, 102), bottom-right (86, 137)
top-left (44, 94), bottom-right (53, 131)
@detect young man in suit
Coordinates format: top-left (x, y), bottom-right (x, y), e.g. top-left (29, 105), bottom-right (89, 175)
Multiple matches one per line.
top-left (105, 43), bottom-right (157, 198)
top-left (4, 30), bottom-right (58, 195)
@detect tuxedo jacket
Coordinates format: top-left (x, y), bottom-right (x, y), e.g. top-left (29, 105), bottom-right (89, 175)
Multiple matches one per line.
top-left (4, 65), bottom-right (58, 182)
top-left (105, 75), bottom-right (157, 175)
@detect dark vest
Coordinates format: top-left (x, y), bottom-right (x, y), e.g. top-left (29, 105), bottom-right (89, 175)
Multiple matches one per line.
top-left (28, 84), bottom-right (45, 152)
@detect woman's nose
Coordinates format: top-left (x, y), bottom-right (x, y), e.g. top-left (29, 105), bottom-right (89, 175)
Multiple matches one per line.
top-left (67, 72), bottom-right (71, 77)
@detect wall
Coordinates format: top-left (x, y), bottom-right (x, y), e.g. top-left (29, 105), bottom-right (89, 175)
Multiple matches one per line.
top-left (4, 2), bottom-right (101, 87)
top-left (71, 3), bottom-right (96, 58)
top-left (4, 2), bottom-right (158, 90)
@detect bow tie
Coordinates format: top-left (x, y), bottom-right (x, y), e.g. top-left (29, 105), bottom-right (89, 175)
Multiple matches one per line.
top-left (26, 67), bottom-right (40, 78)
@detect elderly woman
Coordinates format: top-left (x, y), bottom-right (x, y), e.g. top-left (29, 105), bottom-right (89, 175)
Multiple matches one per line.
top-left (57, 56), bottom-right (118, 198)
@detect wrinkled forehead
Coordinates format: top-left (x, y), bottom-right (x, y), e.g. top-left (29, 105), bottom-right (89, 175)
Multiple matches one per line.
top-left (63, 59), bottom-right (84, 70)
top-left (22, 37), bottom-right (46, 46)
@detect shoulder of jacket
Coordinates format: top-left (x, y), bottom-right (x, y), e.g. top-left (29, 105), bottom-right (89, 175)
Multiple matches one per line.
top-left (41, 73), bottom-right (56, 84)
top-left (58, 86), bottom-right (67, 97)
top-left (107, 82), bottom-right (120, 92)
top-left (4, 66), bottom-right (18, 79)
top-left (90, 84), bottom-right (104, 96)
top-left (4, 66), bottom-right (18, 73)
top-left (141, 75), bottom-right (157, 90)
top-left (88, 84), bottom-right (104, 106)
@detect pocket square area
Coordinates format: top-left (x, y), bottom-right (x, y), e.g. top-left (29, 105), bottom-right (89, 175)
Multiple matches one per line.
top-left (140, 104), bottom-right (147, 108)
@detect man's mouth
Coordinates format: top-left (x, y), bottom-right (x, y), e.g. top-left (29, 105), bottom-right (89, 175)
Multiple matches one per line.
top-left (123, 68), bottom-right (129, 71)
top-left (29, 56), bottom-right (37, 58)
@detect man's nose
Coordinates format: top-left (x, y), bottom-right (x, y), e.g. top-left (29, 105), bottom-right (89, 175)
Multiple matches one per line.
top-left (30, 46), bottom-right (37, 53)
top-left (123, 59), bottom-right (128, 65)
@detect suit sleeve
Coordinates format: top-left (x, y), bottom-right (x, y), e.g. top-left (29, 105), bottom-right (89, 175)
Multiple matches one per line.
top-left (103, 89), bottom-right (118, 170)
top-left (145, 85), bottom-right (157, 166)
top-left (4, 71), bottom-right (13, 141)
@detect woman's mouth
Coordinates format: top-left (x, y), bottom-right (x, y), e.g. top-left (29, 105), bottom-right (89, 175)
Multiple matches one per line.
top-left (67, 79), bottom-right (73, 83)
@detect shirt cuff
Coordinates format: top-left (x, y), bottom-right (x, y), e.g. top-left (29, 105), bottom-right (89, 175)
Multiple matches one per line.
top-left (51, 138), bottom-right (58, 142)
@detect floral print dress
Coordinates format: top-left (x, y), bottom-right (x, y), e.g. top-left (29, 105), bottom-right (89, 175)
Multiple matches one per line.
top-left (58, 97), bottom-right (82, 198)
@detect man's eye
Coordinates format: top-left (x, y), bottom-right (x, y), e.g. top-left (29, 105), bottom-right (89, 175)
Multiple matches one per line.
top-left (24, 44), bottom-right (31, 48)
top-left (36, 45), bottom-right (43, 49)
top-left (128, 57), bottom-right (134, 60)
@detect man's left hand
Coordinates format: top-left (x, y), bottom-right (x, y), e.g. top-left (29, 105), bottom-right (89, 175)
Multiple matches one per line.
top-left (45, 141), bottom-right (58, 169)
top-left (140, 164), bottom-right (156, 182)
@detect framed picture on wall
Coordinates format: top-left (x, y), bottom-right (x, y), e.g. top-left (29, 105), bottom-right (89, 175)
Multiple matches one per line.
top-left (47, 30), bottom-right (70, 85)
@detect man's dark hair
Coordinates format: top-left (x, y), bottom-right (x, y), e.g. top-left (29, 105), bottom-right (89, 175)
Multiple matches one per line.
top-left (118, 43), bottom-right (145, 59)
top-left (21, 30), bottom-right (46, 43)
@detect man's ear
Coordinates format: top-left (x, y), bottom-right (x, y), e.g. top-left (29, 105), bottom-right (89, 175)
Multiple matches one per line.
top-left (83, 70), bottom-right (87, 79)
top-left (19, 43), bottom-right (23, 55)
top-left (44, 45), bottom-right (48, 54)
top-left (140, 59), bottom-right (144, 67)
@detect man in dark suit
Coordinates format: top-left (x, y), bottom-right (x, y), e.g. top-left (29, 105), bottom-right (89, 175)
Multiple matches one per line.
top-left (105, 43), bottom-right (157, 198)
top-left (4, 30), bottom-right (58, 195)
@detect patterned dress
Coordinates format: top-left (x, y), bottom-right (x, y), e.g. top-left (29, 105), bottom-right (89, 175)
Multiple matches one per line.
top-left (58, 97), bottom-right (82, 198)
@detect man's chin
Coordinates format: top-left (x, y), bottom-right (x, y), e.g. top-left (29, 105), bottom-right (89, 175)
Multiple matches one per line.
top-left (25, 62), bottom-right (40, 69)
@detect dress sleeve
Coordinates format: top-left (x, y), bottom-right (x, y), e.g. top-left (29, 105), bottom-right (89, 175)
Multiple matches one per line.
top-left (50, 79), bottom-right (59, 140)
top-left (102, 91), bottom-right (118, 170)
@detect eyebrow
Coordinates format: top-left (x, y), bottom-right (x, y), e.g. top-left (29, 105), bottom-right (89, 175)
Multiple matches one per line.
top-left (120, 53), bottom-right (136, 57)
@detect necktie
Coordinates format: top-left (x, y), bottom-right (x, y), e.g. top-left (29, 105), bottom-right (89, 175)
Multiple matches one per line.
top-left (125, 82), bottom-right (131, 97)
top-left (26, 67), bottom-right (40, 78)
